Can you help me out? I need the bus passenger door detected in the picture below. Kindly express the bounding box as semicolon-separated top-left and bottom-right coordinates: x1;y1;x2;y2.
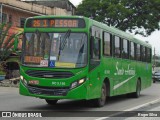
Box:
88;36;102;99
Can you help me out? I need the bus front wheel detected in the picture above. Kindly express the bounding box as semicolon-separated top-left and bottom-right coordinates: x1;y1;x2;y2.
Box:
91;82;107;107
45;99;58;105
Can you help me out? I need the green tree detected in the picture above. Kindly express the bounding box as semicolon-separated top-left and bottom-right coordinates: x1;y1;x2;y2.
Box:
76;0;160;36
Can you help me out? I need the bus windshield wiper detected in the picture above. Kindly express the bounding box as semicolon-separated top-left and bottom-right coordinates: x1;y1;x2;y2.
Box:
61;29;71;50
57;29;71;60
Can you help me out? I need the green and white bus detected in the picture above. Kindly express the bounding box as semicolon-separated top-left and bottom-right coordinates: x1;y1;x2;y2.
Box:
19;16;152;107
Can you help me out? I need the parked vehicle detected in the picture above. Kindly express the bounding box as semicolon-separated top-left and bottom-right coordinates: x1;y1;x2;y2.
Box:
152;72;160;83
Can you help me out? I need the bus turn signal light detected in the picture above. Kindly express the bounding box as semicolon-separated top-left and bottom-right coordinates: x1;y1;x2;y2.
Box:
29;80;39;85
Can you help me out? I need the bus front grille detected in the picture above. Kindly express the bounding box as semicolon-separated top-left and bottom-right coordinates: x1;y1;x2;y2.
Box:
28;85;69;96
26;70;74;79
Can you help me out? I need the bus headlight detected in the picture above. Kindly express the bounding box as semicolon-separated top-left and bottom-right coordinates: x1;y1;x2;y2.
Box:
70;78;86;89
20;75;23;80
20;75;27;85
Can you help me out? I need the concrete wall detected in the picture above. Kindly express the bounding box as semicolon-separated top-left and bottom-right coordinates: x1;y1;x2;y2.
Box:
0;0;72;16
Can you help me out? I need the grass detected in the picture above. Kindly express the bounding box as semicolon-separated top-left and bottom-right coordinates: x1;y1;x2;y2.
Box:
0;70;6;75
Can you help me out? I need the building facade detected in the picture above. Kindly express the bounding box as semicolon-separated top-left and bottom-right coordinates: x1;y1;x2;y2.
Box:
0;0;76;79
0;0;76;49
0;0;75;29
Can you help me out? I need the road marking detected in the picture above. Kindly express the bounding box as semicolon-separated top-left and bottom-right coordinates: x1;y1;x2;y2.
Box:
124;98;160;111
95;98;160;120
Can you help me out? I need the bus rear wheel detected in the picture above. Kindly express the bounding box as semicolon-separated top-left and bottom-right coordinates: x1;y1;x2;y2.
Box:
92;82;107;107
45;99;58;105
130;80;141;98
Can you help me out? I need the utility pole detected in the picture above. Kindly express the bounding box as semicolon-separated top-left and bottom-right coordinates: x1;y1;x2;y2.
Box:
153;47;156;71
0;4;3;24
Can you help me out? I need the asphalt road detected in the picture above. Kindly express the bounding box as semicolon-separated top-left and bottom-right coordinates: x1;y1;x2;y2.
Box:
0;82;160;120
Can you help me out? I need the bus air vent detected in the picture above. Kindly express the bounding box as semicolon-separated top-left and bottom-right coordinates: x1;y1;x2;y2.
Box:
26;70;74;79
28;85;69;96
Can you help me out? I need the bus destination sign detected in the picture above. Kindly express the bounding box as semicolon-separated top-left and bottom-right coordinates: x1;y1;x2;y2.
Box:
26;18;85;28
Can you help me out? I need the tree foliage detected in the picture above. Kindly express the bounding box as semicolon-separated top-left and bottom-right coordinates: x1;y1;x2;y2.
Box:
76;0;160;36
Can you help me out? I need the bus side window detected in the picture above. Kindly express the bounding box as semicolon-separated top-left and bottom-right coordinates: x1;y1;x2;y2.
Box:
147;48;151;63
90;26;101;60
141;45;145;62
91;36;100;60
122;39;129;59
136;44;141;61
103;32;111;56
114;36;121;58
130;42;135;60
145;47;148;62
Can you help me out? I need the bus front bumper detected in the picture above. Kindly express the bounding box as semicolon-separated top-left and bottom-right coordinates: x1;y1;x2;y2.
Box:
19;80;88;100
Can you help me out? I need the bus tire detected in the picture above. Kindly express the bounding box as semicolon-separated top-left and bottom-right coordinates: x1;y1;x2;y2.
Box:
92;82;107;107
132;80;141;98
45;99;58;105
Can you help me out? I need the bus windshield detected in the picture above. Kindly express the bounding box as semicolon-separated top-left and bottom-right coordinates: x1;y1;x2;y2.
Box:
23;32;88;68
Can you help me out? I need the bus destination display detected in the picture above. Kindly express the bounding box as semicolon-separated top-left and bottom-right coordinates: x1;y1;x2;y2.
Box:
26;18;85;28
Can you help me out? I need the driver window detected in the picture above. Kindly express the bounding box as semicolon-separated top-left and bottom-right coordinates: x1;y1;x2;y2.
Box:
92;37;100;60
91;26;101;60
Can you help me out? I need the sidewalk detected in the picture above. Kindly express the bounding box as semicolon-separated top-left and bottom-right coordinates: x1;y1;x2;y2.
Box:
0;79;19;88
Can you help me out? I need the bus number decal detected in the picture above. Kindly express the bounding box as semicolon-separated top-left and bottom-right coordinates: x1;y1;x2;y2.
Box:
105;70;110;74
52;82;66;86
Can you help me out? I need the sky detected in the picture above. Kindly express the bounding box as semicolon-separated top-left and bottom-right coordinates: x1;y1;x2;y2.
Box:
69;0;160;55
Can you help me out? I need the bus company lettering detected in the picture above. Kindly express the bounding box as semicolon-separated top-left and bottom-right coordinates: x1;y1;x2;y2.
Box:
114;62;135;76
